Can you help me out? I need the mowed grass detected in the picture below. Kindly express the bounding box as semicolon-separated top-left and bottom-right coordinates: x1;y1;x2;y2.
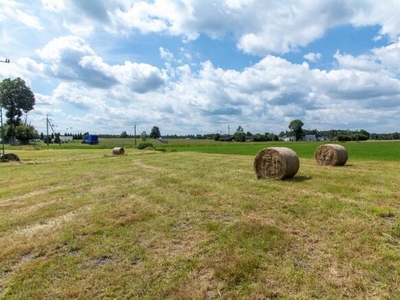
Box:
1;145;400;299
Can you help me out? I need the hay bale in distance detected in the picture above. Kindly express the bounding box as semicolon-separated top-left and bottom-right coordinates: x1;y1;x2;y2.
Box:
314;144;348;166
254;147;300;180
0;153;20;162
112;147;125;155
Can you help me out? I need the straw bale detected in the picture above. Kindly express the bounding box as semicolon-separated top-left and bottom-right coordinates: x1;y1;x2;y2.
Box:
112;147;125;155
254;147;299;180
314;144;348;166
0;153;20;162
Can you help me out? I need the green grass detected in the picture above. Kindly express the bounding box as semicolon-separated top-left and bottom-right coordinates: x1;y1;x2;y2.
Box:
1;142;400;298
157;139;400;161
14;138;400;160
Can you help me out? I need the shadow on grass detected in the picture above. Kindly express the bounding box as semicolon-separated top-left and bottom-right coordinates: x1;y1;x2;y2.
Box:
286;176;312;182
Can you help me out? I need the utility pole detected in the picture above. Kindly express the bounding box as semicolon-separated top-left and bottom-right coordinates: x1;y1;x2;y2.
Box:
45;116;57;145
46;115;49;146
134;122;137;146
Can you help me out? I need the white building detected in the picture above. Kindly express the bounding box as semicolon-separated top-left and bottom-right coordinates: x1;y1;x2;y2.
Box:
60;136;73;143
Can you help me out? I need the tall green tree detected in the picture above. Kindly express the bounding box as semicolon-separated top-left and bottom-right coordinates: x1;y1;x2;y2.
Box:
150;126;161;139
140;131;148;141
0;78;35;144
120;130;129;138
13;124;39;144
214;133;221;141
234;125;245;142
288;119;304;141
358;129;370;141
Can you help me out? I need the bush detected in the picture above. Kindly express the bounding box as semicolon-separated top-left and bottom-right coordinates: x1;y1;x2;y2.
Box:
137;141;154;149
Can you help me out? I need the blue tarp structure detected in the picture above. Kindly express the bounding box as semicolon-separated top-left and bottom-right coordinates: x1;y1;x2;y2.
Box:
83;135;99;144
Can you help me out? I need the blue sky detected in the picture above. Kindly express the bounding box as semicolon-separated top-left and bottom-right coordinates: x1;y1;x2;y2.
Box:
1;0;400;136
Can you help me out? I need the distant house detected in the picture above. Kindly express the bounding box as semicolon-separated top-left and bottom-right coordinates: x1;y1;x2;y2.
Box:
304;135;317;142
60;135;73;143
283;136;295;142
219;135;234;142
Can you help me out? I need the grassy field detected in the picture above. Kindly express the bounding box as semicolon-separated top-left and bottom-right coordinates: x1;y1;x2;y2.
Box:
1;141;400;299
157;139;400;161
24;137;400;161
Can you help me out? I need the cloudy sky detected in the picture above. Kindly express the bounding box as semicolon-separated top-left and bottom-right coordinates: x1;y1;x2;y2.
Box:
1;0;400;136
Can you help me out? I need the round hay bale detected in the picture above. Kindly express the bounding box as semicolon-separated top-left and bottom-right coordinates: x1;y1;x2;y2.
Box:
314;144;348;166
0;153;20;162
254;147;299;180
112;147;125;155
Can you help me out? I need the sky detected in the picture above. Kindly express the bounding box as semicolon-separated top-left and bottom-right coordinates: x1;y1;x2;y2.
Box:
1;0;400;136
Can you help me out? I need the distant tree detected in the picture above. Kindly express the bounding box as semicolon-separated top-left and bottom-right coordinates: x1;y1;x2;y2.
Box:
337;134;351;142
43;136;52;144
54;133;61;144
288;119;304;141
0;77;35;144
358;129;370;141
278;131;285;138
253;133;263;142
12;124;39;144
150;126;161;139
265;132;278;141
140;131;148;141
234;125;245;142
120;130;129;138
214;133;221;141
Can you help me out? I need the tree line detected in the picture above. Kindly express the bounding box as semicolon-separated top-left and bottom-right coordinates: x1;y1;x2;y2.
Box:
210;120;372;142
87;124;399;142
